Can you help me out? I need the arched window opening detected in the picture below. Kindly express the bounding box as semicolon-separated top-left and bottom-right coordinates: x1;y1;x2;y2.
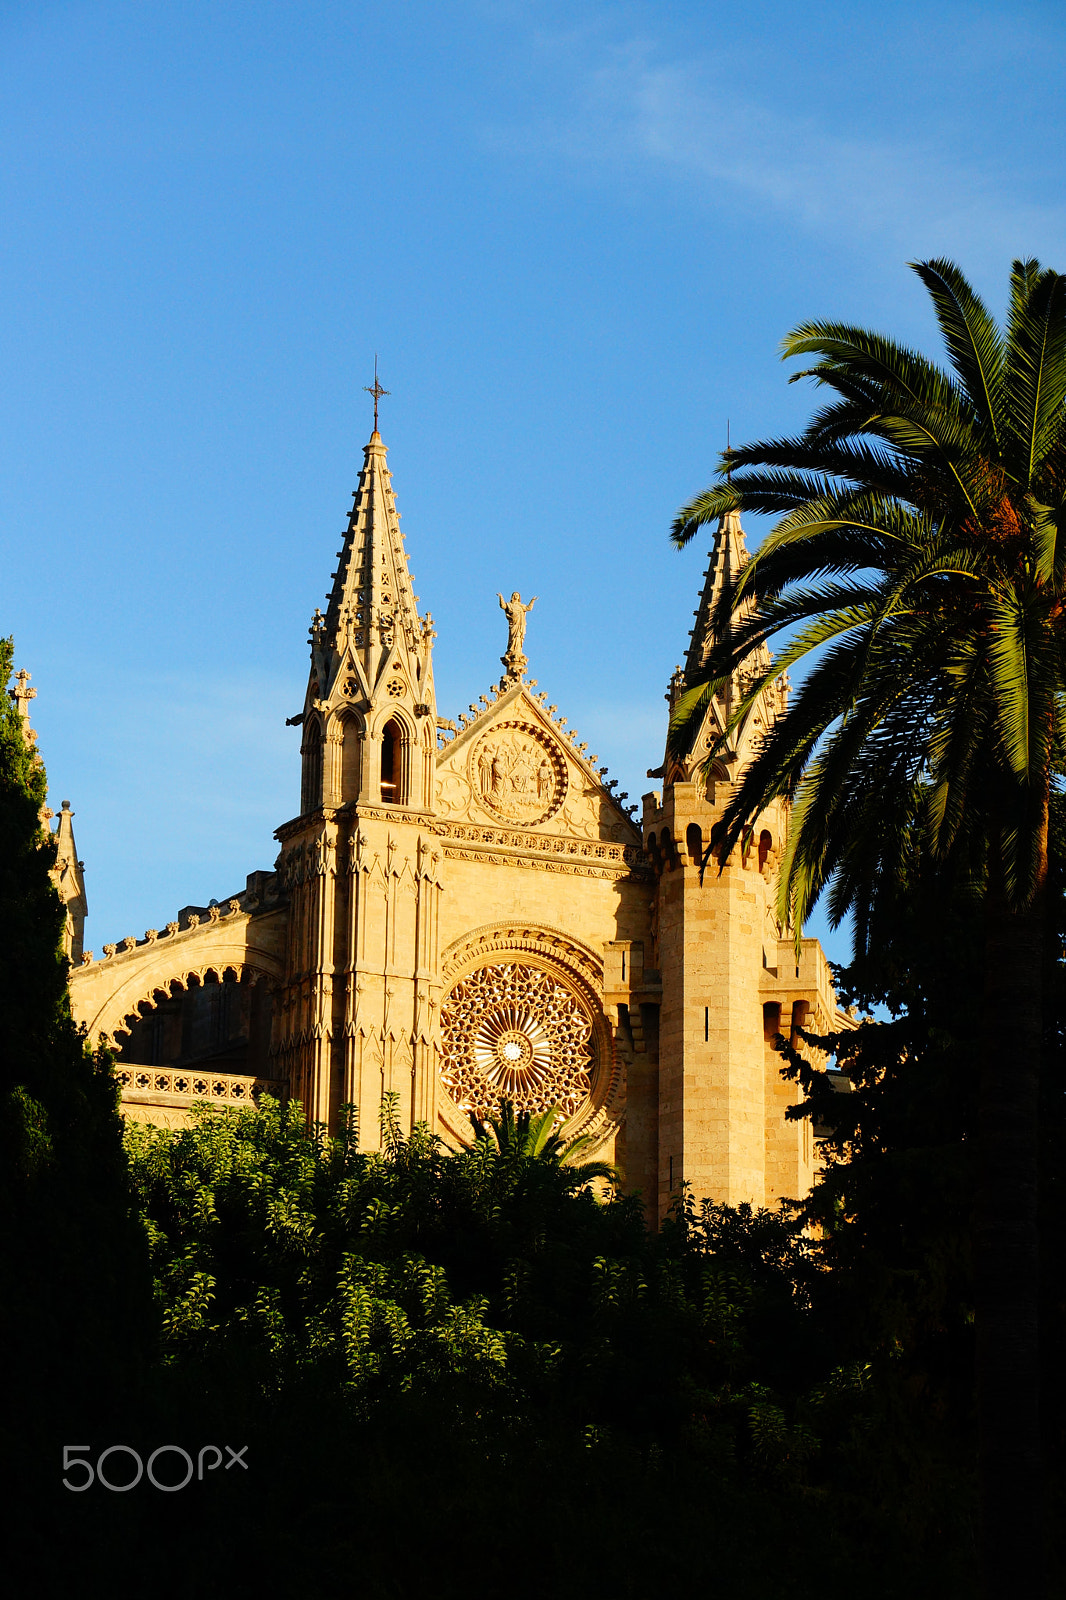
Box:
380;718;407;805
301;722;323;814
340;717;362;803
789;999;809;1049
686;823;703;868
758;829;773;873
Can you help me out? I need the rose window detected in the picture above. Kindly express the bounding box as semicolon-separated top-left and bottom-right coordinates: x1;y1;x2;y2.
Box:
440;961;594;1118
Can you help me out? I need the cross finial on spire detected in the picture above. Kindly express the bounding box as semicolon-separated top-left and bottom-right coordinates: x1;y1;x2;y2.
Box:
10;667;36;720
363;355;389;432
9;667;38;750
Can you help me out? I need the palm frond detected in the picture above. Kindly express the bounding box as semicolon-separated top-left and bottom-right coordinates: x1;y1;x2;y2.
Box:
910;258;1003;442
782;322;961;414
1004;265;1066;489
672;482;742;547
669;257;1066;939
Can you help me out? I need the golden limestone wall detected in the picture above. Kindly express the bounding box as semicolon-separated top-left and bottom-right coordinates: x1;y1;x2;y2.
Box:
426;681;656;1174
431;843;654;1168
760;936;837;1205
272;809;443;1146
643;778;830;1218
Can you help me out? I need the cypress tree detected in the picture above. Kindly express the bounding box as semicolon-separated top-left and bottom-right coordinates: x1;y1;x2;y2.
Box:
0;637;150;1427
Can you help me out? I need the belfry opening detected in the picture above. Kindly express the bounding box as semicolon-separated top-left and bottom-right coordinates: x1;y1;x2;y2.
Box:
380;718;404;804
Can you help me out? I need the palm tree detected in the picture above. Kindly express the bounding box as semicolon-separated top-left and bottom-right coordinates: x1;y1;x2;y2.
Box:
467;1101;619;1190
669;258;1066;1599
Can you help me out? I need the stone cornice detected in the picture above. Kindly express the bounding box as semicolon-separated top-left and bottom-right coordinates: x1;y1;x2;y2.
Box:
428;818;652;878
275;803;436;844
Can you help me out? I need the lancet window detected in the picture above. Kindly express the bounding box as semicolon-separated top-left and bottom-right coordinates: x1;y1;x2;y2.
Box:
380;717;408;806
339;714;362;803
301;719;324;814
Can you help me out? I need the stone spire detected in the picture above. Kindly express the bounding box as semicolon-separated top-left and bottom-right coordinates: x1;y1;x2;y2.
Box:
296;426;437;813
310;429;432;709
684;510;771;690
669;510;785;780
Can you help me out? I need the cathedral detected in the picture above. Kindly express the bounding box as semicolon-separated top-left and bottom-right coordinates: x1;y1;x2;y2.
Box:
61;420;841;1219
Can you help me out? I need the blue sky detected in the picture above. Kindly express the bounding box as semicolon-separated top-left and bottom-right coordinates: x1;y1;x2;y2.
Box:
4;0;1065;962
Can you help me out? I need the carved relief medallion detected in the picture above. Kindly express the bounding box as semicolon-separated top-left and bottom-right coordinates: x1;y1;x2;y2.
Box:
439;961;593;1117
469;721;566;827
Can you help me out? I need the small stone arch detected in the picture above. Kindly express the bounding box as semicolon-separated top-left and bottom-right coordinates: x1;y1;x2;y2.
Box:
370;702;417;742
301;714;324;813
326;709;364;805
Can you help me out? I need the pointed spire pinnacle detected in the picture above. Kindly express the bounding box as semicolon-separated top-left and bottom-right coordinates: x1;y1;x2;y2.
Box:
52;799;87;962
666;508;782;782
684;509;771;689
8;666;38;749
305;423;435;730
363;356;389;434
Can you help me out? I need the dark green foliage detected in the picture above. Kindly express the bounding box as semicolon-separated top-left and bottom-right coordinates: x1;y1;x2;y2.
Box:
69;1090;978;1598
670;260;1066;1595
771;811;1066;1578
0;639;151;1447
785;839;983;1375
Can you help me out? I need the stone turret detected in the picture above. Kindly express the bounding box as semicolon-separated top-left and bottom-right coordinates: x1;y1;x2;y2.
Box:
644;510;827;1215
8;667;88;964
677;508;786;781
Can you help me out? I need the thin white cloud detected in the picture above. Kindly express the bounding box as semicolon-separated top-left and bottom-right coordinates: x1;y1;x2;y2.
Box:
493;32;1066;275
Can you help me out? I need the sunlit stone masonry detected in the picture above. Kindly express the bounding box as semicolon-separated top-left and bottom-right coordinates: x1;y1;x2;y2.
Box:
65;423;845;1218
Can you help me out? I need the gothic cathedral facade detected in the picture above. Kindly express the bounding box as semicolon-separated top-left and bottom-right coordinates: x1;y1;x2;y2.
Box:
67;426;841;1218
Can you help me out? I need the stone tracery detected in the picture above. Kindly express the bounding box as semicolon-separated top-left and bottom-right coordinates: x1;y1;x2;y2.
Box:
439;960;594;1117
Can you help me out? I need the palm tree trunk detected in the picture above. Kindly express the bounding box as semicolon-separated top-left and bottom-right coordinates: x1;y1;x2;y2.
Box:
977;804;1046;1599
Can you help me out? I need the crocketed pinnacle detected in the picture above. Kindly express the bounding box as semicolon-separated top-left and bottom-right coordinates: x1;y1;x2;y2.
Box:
667;509;783;780
684;510;772;690
310;430;434;709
